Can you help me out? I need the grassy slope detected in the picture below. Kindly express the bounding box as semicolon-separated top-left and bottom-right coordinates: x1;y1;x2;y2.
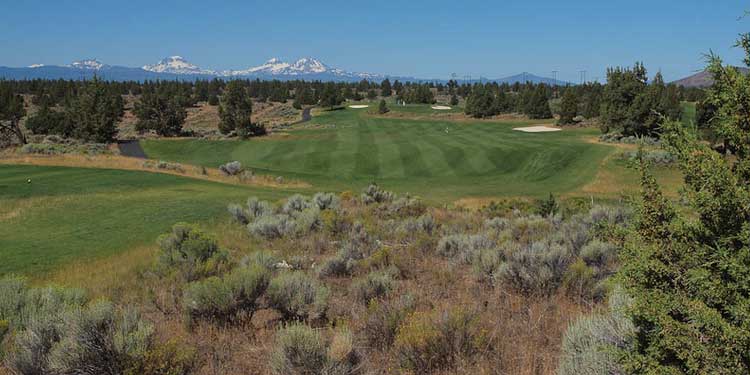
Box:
142;105;614;201
0;165;293;275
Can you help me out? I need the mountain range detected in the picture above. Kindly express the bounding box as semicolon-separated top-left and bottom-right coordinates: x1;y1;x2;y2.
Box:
0;56;569;85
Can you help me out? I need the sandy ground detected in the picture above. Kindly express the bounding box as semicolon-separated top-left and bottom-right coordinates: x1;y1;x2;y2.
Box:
348;105;369;109
431;105;452;110
513;126;562;133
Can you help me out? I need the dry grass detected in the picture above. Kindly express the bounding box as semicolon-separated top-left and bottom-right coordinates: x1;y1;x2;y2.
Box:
0;151;310;189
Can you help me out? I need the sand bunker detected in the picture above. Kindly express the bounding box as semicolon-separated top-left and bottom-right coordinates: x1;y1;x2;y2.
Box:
513;126;562;133
431;105;452;110
348;105;369;109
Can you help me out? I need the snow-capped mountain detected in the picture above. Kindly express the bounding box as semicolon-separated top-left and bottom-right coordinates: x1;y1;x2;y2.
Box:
143;56;216;75
228;57;375;79
70;59;106;70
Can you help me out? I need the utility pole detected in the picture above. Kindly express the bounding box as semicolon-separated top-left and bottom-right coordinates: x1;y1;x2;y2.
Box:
552;70;559;97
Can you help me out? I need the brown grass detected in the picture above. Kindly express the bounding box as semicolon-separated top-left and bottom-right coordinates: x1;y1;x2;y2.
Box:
0;151;310;189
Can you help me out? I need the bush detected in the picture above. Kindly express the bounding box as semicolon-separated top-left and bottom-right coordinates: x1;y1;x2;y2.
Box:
156;223;230;281
471;248;503;284
351;271;395;304
558;290;634;375
313;192;340;211
484;217;509;232
400;214;436;235
219;161;243;176
395;308;485;373
319;223;375;277
494;241;571;295
267;272;330;321
362;295;415;348
182;264;270;325
8;301;153;375
270;324;360;375
248;214;295;239
143;160;185;173
126;339;196;375
361;184;394;205
436;234;494;264
580;240;619;268
282;194;313;214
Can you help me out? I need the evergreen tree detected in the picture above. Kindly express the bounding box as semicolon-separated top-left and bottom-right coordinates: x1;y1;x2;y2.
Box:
367;89;377;100
558;88;579;125
377;99;389;114
526;85;553;119
219;81;264;137
0;85;27;145
65;76;122;143
380;79;392;97
619;37;750;372
450;94;459;106
134;89;187;136
25;101;68;136
600;63;648;134
465;84;495;118
319;83;343;109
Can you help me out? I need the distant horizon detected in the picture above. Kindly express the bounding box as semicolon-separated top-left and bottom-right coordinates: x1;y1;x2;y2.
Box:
2;0;749;82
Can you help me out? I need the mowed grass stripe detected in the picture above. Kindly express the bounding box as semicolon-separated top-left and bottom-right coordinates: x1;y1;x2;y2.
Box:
405;121;479;177
354;119;381;178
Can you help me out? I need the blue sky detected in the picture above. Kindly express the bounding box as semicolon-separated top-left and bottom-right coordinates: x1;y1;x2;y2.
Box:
1;0;748;82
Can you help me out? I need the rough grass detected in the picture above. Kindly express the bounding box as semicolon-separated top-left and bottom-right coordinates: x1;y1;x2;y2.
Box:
142;105;615;201
0;164;296;276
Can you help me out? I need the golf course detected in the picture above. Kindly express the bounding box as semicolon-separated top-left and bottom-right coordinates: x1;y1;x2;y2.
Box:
142;104;614;200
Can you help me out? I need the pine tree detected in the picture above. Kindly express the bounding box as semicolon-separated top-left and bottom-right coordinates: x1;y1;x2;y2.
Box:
558;88;579;125
526;85;552;119
319;83;343;109
450;94;459;106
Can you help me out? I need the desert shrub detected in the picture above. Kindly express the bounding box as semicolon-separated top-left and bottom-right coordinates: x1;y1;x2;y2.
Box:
312;192;340;211
0;276;87;344
535;193;559;217
271;324;325;375
436;234;494;264
558;290;634;375
248;214;295;239
182;264;269;325
494;241;572;295
20;143;66;155
319;223;375;277
283;194;313;214
156;223;230;281
484;217;509;232
471;248;503;284
385;196;427;218
400;214;436;235
267;272;330;321
240;251;279;270
126;339;196;375
361;184;394;205
8;301;153;375
20;142;110;156
246;197;275;219
219;161;243;176
362;294;416;348
142;160;185;173
562;259;599;300
510;215;554;244
270;324;360;375
558;216;592;253
227;204;249;224
351;271;395;304
587;205;630;227
580;240;619;268
395;307;485;373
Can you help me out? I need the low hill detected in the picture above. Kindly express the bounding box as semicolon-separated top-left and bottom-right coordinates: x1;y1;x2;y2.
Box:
672;67;750;88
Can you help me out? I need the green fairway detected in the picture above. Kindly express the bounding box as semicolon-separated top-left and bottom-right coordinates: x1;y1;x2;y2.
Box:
0;164;295;276
142;105;614;201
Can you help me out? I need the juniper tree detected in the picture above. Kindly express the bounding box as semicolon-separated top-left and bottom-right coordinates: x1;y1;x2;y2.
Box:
618;34;750;373
0;85;27;145
558;88;579;125
219;80;264;137
64;76;122;143
381;78;392;97
134;88;187;136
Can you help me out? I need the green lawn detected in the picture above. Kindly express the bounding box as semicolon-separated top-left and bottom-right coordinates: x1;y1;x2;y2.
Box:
0;165;295;275
142;105;614;201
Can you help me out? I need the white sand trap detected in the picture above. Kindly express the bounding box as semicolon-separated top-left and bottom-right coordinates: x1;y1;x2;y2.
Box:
431;105;452;110
348;105;369;109
513;126;562;133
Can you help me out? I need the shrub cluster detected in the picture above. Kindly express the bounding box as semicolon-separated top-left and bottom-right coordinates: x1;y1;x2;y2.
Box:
319;223;376;277
361;184;394;205
229;194;339;240
270;324;360;375
219;161;244;176
394;307;486;373
351;270;395;304
183;264;270;325
266;272;330;321
0;277;154;374
156;223;231;281
620;149;676;166
20;142;110;155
